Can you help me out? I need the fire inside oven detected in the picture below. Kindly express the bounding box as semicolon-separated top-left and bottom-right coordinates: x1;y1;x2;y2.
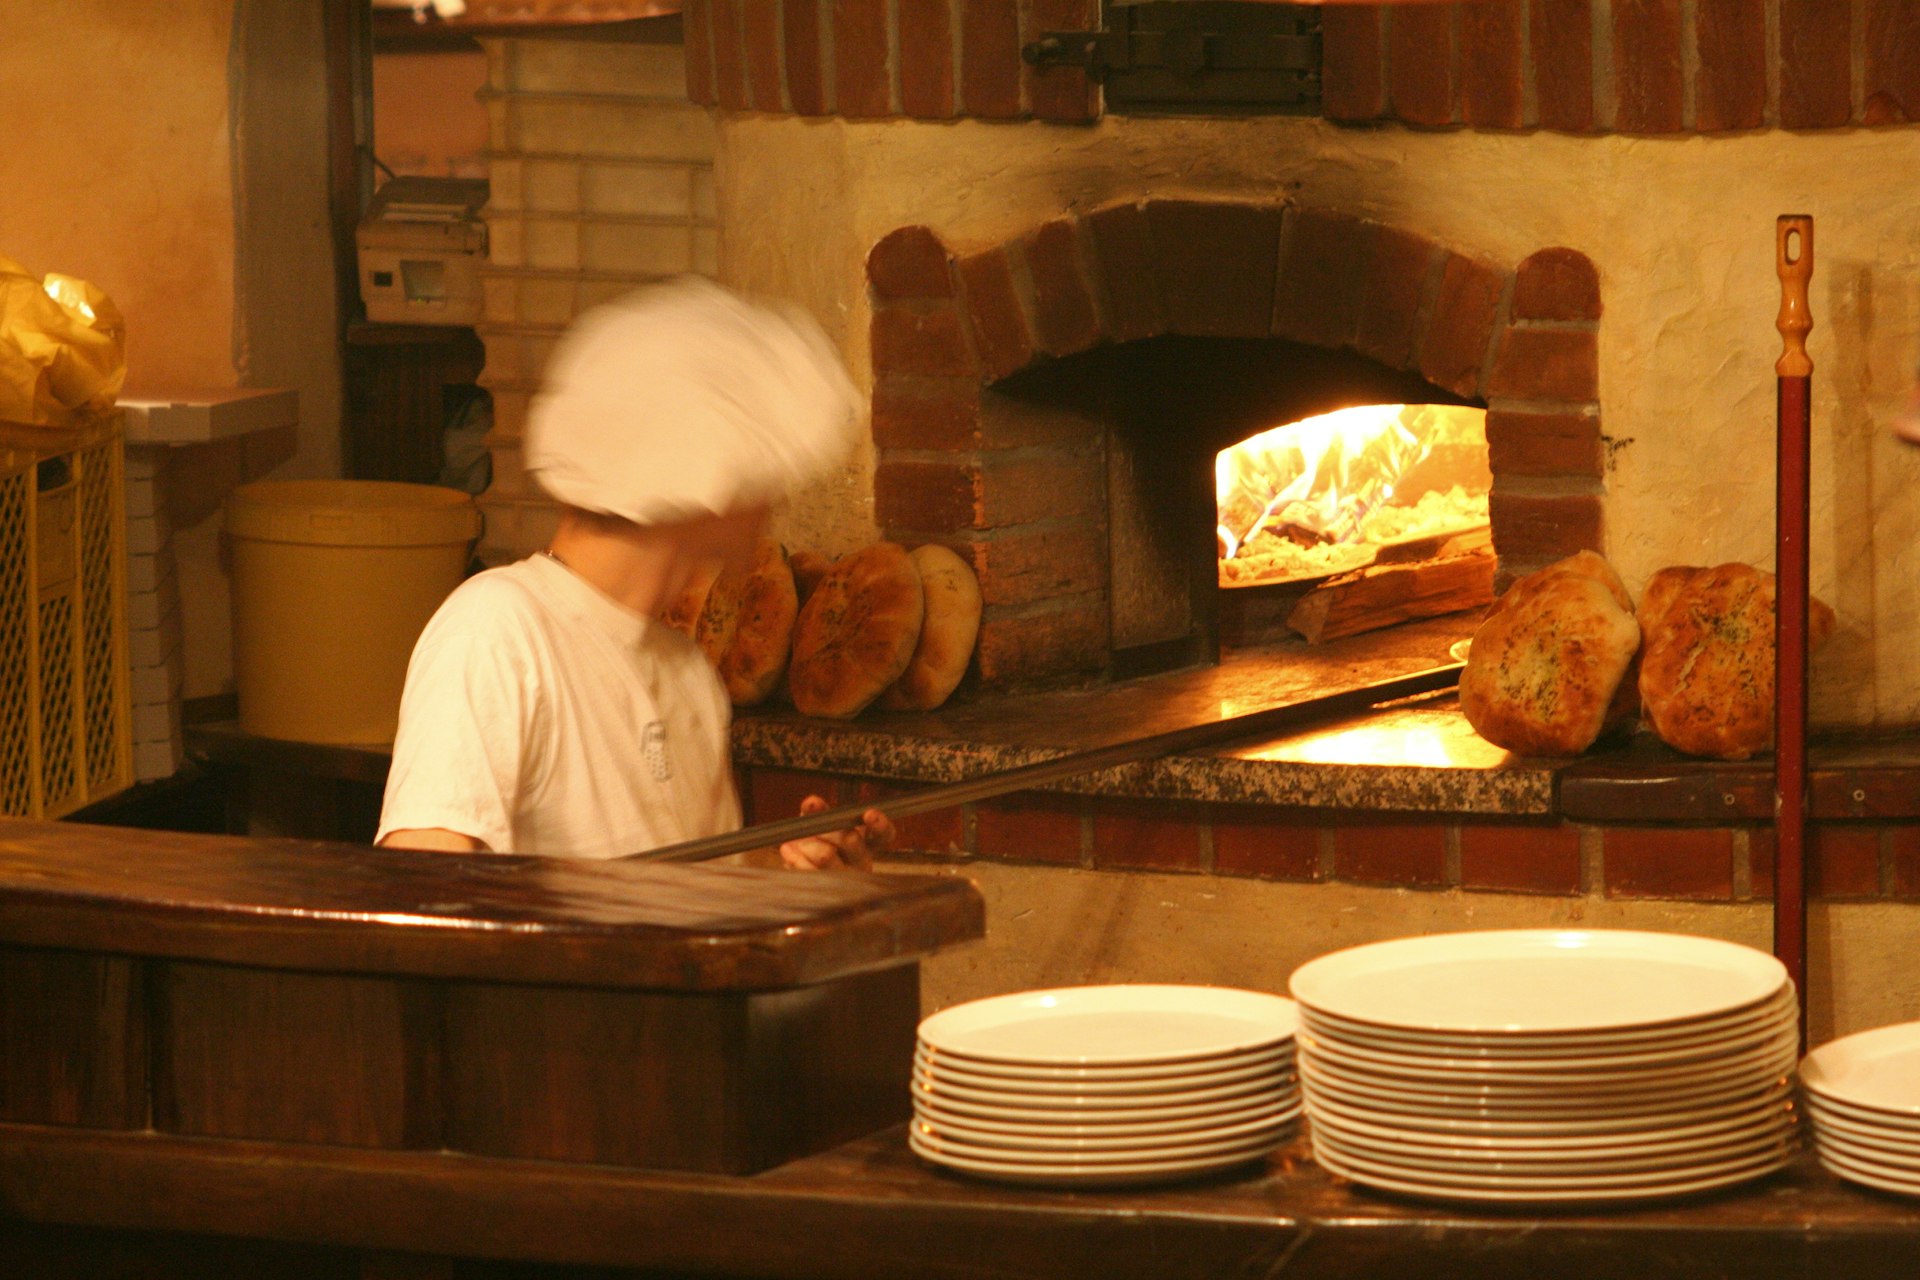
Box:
1217;404;1490;587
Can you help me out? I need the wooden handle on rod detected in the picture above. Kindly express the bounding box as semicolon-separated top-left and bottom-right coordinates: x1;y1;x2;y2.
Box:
1777;215;1814;378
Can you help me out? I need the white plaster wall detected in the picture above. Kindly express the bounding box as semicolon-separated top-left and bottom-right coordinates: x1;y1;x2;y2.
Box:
714;114;1920;729
905;860;1920;1049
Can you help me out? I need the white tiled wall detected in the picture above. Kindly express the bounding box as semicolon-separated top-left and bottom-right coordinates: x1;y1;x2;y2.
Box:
476;37;715;564
124;445;185;780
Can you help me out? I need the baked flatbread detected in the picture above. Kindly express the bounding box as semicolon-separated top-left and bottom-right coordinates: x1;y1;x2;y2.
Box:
788;542;924;718
1637;562;1836;760
717;540;799;706
789;549;832;608
660;560;722;639
1459;551;1642;756
880;544;982;711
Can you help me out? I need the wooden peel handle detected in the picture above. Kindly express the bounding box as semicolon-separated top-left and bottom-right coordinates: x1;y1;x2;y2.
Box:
1777;215;1814;378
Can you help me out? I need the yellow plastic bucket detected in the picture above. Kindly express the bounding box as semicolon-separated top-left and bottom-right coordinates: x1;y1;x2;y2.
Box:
226;480;480;744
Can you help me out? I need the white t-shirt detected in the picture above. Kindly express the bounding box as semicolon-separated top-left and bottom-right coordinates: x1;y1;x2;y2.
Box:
375;553;741;859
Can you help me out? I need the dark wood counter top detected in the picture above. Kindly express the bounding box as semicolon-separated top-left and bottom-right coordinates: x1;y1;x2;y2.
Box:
0;818;982;990
6;1123;1919;1279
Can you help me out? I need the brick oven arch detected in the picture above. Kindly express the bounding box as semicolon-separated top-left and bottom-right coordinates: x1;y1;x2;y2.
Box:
866;201;1602;687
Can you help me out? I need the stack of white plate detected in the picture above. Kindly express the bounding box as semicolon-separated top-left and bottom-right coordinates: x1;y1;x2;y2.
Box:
1802;1022;1920;1196
1290;930;1801;1205
909;984;1301;1187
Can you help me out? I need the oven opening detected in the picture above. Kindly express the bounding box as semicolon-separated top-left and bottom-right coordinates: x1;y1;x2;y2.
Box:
1216;403;1491;590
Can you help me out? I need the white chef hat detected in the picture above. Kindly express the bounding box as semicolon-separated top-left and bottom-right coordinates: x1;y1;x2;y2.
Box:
524;276;859;524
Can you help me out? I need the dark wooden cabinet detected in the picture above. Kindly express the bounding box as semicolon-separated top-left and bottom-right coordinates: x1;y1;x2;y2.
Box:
342;322;484;485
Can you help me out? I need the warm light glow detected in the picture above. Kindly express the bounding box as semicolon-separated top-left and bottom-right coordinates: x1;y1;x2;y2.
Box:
1215;403;1490;587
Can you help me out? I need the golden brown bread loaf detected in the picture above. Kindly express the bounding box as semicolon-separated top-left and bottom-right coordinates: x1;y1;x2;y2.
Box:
1636;562;1836;760
789;549;832;608
787;542;925;718
715;540;799;706
1459;551;1642;756
879;544;982;711
660;560;722;640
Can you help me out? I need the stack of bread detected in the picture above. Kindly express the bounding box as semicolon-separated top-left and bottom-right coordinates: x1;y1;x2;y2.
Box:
1460;552;1834;760
662;540;982;718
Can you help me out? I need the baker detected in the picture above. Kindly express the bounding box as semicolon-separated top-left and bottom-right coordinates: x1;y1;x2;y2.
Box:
376;277;892;869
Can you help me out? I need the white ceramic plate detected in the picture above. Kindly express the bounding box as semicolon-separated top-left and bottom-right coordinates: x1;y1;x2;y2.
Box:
913;1122;1289;1166
1310;1130;1794;1190
1297;982;1794;1053
1298;1062;1794;1120
914;1066;1291;1110
1301;1000;1797;1072
1799;1087;1920;1132
1298;1035;1797;1091
1310;1119;1795;1175
913;1052;1291;1096
908;1130;1273;1188
1804;1097;1920;1144
918;985;1299;1066
1800;1021;1920;1114
916;1040;1293;1082
1307;1097;1795;1155
1811;1128;1920;1172
1313;1142;1791;1205
911;1081;1295;1126
1814;1146;1920;1197
914;1095;1298;1140
1301;1080;1795;1138
915;1106;1300;1154
1298;1038;1797;1098
1290;930;1786;1035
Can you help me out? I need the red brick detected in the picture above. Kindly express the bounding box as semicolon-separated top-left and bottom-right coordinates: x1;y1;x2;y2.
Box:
784;0;828;115
1144;200;1285;339
1489;490;1603;560
1513;248;1601;322
1695;0;1766;132
975;793;1084;865
1812;826;1885;898
1092;801;1205;873
1749;828;1774;900
957;247;1036;380
1531;0;1594;131
849;780;968;857
976;386;1104;449
1387;7;1457;126
1459;823;1583;894
960;0;1023;119
1780;0;1854;129
1612;0;1684;133
1083;201;1169;344
745;767;845;825
1866;0;1920;124
1272;207;1370;349
710;0;749;112
955;524;1105;607
1460;0;1525;129
1321;9;1386;121
1025;0;1099;122
834;0;892;117
1417;252;1506;399
1603;827;1735;900
1485;408;1603;479
871;303;975;377
868;226;955;302
741;0;786;112
1211;807;1322;881
1354;223;1438;371
875;458;979;534
1486;327;1599;402
973;599;1109;685
683;0;715;106
1334;821;1448;888
1888;825;1920;896
871;378;980;451
900;0;956;118
1023;218;1101;357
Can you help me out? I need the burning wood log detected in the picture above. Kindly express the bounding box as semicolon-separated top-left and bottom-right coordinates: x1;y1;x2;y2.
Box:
1286;537;1495;644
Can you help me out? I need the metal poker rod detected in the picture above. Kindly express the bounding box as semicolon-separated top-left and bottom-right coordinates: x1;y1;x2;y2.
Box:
626;662;1465;864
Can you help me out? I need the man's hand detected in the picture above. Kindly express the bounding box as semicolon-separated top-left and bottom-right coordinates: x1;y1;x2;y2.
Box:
778;795;895;872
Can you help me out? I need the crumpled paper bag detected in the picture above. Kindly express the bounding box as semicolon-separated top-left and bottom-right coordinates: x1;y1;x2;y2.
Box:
0;254;126;427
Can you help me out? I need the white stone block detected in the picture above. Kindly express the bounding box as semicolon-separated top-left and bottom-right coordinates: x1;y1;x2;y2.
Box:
508;40;687;99
583;162;693;219
525;218;582;272
691;167;716;221
124;476;159;519
525;159;583;213
134;736;184;783
129;656;183;707
132;697;182;746
124;511;171;556
511;99;715;163
581;222;693;275
128;610;182;669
